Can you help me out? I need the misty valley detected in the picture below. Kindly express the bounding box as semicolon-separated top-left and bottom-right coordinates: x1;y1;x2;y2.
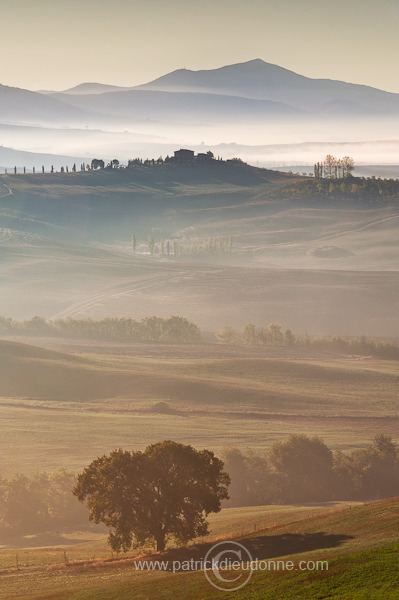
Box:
0;58;398;600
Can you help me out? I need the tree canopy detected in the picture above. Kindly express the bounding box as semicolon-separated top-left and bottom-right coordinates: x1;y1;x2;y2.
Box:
314;155;355;179
223;434;399;507
73;441;230;552
90;158;105;170
268;434;333;503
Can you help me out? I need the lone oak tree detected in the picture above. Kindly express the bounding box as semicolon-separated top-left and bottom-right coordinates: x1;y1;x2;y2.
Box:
73;441;230;552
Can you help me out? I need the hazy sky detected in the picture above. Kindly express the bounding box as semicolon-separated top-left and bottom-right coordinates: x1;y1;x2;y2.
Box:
2;0;398;92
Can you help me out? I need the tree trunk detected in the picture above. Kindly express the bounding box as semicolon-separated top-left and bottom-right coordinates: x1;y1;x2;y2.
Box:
155;533;165;552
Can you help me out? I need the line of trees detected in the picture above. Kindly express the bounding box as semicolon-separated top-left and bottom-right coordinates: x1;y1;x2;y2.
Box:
279;175;399;202
222;434;399;506
132;234;233;256
128;157;164;167
215;322;399;359
314;155;355;179
3;164;81;175
91;158;119;170
216;322;294;346
0;315;201;343
1;435;397;541
2;160;122;176
1;315;398;357
0;443;230;549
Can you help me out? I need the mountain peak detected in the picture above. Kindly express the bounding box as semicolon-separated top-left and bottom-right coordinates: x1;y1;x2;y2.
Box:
131;59;397;112
61;82;127;95
135;59;307;99
239;58;266;65
219;58;305;77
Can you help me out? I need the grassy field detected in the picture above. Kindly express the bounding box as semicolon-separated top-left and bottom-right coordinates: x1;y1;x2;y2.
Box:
1;167;398;337
1;168;397;272
0;501;358;560
0;338;397;474
0;167;292;244
2;245;398;336
0;499;397;600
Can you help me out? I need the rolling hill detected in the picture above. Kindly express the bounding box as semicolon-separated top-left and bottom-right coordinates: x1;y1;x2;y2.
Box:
49;88;304;122
0;498;398;599
61;82;130;95
1;242;397;335
0;166;398;335
0;83;100;126
0;337;397;474
0;164;292;241
1;339;397;412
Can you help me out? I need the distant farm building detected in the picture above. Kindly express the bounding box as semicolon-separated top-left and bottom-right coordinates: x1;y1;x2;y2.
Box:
173;149;195;162
166;149;215;165
197;152;214;163
127;149;219;168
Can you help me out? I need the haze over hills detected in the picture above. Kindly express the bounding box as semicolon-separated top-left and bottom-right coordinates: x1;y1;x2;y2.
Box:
1;165;398;265
0;123;167;169
1;59;397;165
1;138;398;175
0;59;398;338
0;83;100;126
1;225;397;336
60;82;130;95
0;146;89;171
39;83;131;95
49;89;304;122
0;165;398;336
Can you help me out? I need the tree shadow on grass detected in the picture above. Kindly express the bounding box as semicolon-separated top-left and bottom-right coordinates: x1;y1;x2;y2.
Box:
150;531;354;568
243;531;354;559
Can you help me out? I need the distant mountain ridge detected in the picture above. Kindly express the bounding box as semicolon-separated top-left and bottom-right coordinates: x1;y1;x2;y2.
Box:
0;59;399;154
49;89;305;122
51;59;399;114
62;82;130;95
133;59;398;112
0;83;95;124
0;59;397;135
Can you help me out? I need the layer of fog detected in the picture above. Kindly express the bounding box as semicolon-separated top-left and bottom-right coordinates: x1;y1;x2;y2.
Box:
0;116;398;171
0;237;397;338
